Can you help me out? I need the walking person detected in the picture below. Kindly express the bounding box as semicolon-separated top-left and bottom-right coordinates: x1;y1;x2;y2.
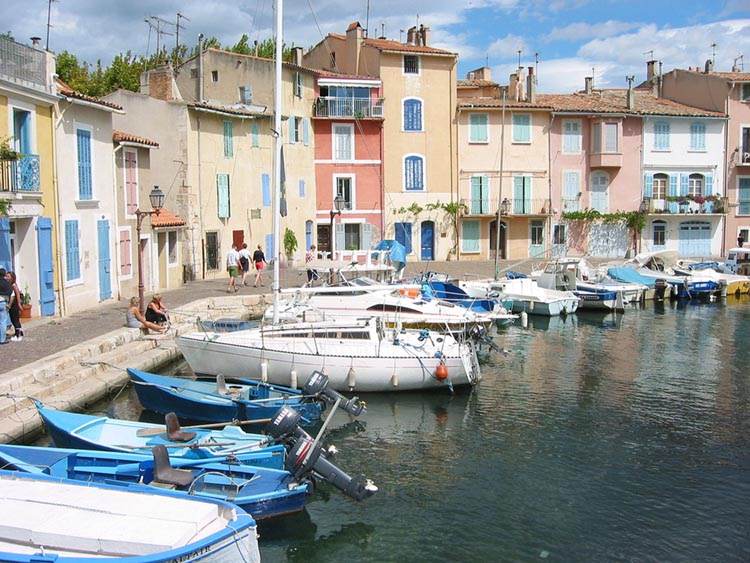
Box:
6;271;23;341
239;243;252;286
305;244;319;286
738;233;745;248
252;244;268;287
226;243;240;293
126;297;168;333
0;268;13;345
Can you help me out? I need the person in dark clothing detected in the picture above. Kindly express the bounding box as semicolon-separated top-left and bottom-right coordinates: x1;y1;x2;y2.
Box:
6;271;23;341
252;245;268;287
738;233;745;248
0;268;12;345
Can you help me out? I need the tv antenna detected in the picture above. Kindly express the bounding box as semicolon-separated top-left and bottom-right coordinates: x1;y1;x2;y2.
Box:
176;12;190;52
643;49;654;60
710;42;717;65
733;54;744;71
145;16;174;60
45;0;57;51
517;49;522;69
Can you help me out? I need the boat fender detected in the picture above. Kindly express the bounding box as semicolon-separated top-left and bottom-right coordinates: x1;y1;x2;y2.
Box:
261;361;268;382
435;361;449;381
290;370;298;389
391;371;399;387
347;367;356;389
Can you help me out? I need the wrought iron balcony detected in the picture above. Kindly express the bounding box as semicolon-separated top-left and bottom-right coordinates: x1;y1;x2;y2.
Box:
0;155;41;193
314;96;385;119
642;196;728;215
460;197;552;216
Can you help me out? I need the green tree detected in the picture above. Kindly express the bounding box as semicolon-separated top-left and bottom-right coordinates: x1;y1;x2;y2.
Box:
56;51;92;92
104;51;145;93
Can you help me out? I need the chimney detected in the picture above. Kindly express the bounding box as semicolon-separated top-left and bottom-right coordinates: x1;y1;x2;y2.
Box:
627;85;635;110
420;24;431;46
147;62;176;101
646;60;657;80
346;22;364;74
407;26;417;45
292;46;304;66
508;72;519;100
704;59;713;73
30;36;42;49
584;76;593;94
527;66;536;103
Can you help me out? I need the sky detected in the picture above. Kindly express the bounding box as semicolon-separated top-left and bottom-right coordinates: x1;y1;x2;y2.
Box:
2;0;750;94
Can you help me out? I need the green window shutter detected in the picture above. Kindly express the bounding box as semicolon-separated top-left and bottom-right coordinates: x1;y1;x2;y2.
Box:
217;174;230;218
223;120;233;158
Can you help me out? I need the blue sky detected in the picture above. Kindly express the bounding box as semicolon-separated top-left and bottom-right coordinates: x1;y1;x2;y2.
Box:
2;0;749;94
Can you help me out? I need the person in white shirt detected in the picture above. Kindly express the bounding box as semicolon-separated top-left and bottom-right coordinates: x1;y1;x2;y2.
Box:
226;243;240;293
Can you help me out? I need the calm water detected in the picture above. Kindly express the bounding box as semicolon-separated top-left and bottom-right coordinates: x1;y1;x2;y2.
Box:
94;298;750;562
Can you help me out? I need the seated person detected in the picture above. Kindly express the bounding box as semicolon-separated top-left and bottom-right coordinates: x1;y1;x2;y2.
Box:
127;297;167;333
145;293;169;325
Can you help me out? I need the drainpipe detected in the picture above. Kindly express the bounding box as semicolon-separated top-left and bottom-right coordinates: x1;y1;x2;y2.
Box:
51;103;66;317
196;114;205;279
723;83;735;257
112;144;124;300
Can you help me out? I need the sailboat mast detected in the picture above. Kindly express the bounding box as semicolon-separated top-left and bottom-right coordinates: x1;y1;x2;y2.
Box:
272;0;283;324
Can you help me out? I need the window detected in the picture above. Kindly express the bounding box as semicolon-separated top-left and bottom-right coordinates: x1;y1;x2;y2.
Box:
688;173;704;198
653;221;667;247
563;171;580;211
654;121;670;150
299;179;306;198
123;149;138;215
403;55;419;74
333;124;353;160
553;224;567;245
742;83;750;102
690;122;706;151
592;122;619;153
251;123;259;147
205;231;220;270
239;85;253;104
470;176;490;214
119;228;131;277
217;174;230;218
590;172;609;212
562;120;581;153
294;72;303;98
740;178;750;215
262;173;271;207
461;220;480;253
653;173;668;200
530;220;544;246
223;120;233;158
404;155;425;191
335;176;354;210
65;219;80;282
404;99;423;131
512;114;531;143
211;70;218;82
469;113;489;143
190;68;198;79
742;126;750;163
168;231;178;264
76;128;93;200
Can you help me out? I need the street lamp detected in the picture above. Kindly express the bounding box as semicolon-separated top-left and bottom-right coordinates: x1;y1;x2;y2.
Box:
329;195;345;260
135;186;165;313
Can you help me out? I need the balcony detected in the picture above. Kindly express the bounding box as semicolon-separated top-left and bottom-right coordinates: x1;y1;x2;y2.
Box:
461;197;551;216
643;196;728;215
738;149;750;166
0;155;41;193
0;36;54;94
314;96;385;119
589;152;622;168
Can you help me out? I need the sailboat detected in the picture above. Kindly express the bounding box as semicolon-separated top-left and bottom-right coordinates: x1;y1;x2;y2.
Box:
176;0;482;393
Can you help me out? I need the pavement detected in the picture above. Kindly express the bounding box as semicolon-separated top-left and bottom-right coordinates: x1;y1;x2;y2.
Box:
0;259;529;444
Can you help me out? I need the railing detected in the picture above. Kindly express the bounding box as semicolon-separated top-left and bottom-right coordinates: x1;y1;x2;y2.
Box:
646;197;728;215
0;155;41;193
461;197;552;216
314;97;385;118
0;36;48;88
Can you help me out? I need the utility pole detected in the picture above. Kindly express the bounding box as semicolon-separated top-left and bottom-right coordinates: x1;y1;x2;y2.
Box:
45;0;57;51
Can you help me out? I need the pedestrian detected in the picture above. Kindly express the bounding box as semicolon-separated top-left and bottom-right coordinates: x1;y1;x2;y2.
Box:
226;243;240;293
0;268;13;345
6;271;23;341
305;244;319;286
145;293;169;327
252;244;268;287
738;233;745;248
126;297;167;333
239;243;252;286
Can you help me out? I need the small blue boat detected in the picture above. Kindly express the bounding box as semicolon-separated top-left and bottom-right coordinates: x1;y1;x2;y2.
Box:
36;403;286;469
0;468;261;562
0;443;309;521
128;368;324;425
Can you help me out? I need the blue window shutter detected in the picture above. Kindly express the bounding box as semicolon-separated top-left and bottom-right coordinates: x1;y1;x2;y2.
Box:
262;173;271;206
303;118;310;146
405;156;424;190
299;179;305;198
395;222;413;254
77;129;92;200
690;122;706;150
513;114;530;143
668;174;678;197
470;114;488;142
680;174;689;196
217;174;230;218
289;117;297;143
404;99;422;131
462;220;480;252
654;122;670;150
705;174;713;196
223;120;233;157
65;220;80;280
644;173;654;198
265;233;274;260
0;218;11;271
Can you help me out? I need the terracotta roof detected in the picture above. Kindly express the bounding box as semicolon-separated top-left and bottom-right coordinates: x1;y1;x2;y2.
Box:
113;130;159;147
56;78;123;111
326;33;456;56
709;71;750;81
188;100;266;117
458;97;553;110
458;79;499;88
151;209;186;228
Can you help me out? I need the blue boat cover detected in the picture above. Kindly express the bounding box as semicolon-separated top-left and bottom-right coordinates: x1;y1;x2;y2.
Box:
505;271;528;279
607;266;656;288
373;240;407;272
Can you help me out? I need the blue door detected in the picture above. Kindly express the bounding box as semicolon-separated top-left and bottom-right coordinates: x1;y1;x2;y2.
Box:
679;221;711;257
0;218;10;271
395;222;412;255
35;217;56;316
420;221;434;260
97;219;112;301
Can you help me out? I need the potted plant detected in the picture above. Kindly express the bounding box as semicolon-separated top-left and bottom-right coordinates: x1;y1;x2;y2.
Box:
20;286;32;318
0;137;19;161
283;228;298;267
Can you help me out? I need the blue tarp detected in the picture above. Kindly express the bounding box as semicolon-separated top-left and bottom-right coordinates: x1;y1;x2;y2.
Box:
373;240;407;272
607;266;656;288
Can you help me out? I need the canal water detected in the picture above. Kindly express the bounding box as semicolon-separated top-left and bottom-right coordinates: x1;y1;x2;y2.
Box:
90;297;750;562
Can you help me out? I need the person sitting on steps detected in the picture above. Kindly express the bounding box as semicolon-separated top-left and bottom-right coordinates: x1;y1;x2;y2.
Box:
145;293;170;327
126;297;168;334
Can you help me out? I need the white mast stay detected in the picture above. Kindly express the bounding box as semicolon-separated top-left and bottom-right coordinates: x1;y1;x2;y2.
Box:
272;0;283;324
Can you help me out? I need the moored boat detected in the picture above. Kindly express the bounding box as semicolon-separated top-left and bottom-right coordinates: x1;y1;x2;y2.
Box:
460;276;580;317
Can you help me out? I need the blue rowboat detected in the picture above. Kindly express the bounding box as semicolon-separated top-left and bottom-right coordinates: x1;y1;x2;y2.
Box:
0;468;261;562
127;368;324;425
0;443;309;521
36;403;286;469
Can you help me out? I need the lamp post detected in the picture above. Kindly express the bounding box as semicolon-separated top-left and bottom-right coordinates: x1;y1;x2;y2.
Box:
493;197;511;280
135;186;165;313
329;195;344;260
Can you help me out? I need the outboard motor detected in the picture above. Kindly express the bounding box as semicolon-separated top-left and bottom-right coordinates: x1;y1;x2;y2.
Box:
468;324;506;355
654;279;668;302
266;406;377;502
303;371;366;417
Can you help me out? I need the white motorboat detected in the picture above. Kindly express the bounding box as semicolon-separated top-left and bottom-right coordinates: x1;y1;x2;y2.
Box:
177;317;481;393
675;256;750;295
532;258;627;311
622;250;721;299
460;276;580;317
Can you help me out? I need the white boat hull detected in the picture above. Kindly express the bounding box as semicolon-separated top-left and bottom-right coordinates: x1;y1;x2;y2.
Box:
177;321;480;392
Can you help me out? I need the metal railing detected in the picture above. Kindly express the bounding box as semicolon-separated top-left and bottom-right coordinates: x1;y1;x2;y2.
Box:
460;197;552;216
0;155;41;192
314;97;385;118
0;36;48;88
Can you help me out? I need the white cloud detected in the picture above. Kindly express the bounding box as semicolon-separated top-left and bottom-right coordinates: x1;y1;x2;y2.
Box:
546;20;643;42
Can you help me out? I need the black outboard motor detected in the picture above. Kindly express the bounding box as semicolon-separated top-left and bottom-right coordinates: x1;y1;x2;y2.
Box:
303;371;366;417
468;324;506;355
266;406;377;502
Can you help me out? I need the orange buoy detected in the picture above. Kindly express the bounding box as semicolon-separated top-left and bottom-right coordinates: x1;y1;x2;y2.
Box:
435;361;448;381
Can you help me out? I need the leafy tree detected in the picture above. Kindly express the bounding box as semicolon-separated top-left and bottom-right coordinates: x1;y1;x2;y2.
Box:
104;51;145;93
56;51;92;92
